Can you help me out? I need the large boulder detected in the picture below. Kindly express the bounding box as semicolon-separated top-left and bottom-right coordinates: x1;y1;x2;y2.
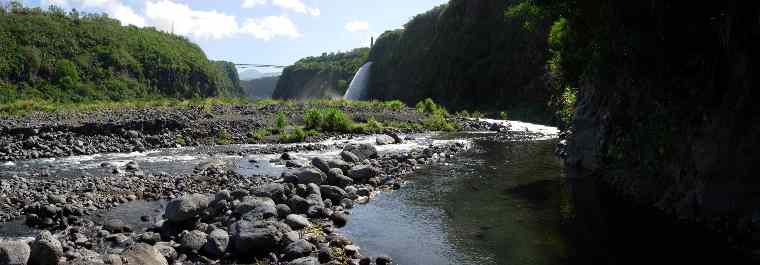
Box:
29;231;63;265
283;168;326;185
283;239;316;261
229;219;291;257
234;196;277;219
178;230;208;253
319;186;348;203
121;243;169;265
164;194;209;223
375;135;395;145
347;165;381;183
342;144;377;160
284;214;311;229
0;240;30;265
203;229;229;258
252;183;287;203
311;158;350;174
340;151;361;163
326;168;354;188
288;256;319;265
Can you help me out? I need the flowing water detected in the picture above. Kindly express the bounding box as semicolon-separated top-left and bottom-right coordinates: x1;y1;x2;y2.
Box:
344;62;373;100
0;120;573;265
340;134;567;265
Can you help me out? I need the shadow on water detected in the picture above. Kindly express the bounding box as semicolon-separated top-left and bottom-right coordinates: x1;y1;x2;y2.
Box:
340;136;568;265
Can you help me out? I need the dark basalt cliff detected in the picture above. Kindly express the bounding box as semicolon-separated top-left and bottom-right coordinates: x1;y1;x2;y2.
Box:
563;0;760;259
367;0;555;120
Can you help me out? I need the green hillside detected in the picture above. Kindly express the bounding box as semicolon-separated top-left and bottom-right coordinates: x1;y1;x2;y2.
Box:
272;48;369;99
0;3;241;104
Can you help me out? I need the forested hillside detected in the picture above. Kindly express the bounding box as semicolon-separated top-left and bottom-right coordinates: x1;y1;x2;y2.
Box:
367;0;561;122
0;3;241;104
272;48;368;100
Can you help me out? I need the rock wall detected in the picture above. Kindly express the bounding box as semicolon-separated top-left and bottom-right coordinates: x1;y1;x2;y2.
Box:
565;0;760;247
367;0;554;119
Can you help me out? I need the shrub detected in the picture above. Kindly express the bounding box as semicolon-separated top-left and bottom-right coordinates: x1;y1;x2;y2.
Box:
175;134;187;146
248;128;270;142
383;100;406;110
415;98;440;114
303;108;354;133
423;112;456;131
216;129;233;145
275;112;287;132
279;127;306;143
559;86;576;124
500;111;509;120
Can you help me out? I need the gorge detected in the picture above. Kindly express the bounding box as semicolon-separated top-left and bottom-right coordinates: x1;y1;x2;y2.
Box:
0;0;758;265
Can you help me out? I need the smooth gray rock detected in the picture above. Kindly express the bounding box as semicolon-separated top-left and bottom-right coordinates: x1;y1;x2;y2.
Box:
0;240;30;265
289;167;326;185
375;135;395;145
203;229;229;258
287;195;311;214
252;183;286;203
164;194;209;223
121;243;168;265
319;185;347;202
340;151;361;163
29;230;63;265
331;212;349;228
234;196;276;219
288;256;319;265
178;230;207;252
343;144;377;160
283;239;316;261
153;242;177;262
326;168;353;188
284;214;310;229
276;204;292;218
230;219;291;256
347;165;380;182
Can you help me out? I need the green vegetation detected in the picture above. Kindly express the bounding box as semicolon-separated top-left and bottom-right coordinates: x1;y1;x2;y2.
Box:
248;128;271;142
0;96;249;116
414;98;456;131
499;111;509;120
279;127;307;143
0;3;241;105
275;112;287;133
175;134;187;146
383;100;406;110
304;108;353;133
366;0;560;123
215;129;233;145
273;48;369;99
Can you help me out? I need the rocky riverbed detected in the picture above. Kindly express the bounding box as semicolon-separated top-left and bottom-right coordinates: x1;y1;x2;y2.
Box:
0;103;555;265
0;133;472;264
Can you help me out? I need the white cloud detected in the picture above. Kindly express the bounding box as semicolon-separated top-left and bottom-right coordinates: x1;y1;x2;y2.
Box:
272;0;320;16
145;0;239;39
42;0;145;26
41;0;303;41
241;0;266;8
345;20;369;32
241;16;301;40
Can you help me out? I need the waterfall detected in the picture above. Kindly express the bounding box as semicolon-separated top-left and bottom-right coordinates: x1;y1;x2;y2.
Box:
343;62;373;100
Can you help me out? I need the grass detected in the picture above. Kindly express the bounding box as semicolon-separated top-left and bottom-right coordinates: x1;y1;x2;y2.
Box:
0;97;251;116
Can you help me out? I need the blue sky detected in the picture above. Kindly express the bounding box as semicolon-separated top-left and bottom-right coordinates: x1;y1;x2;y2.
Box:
17;0;447;73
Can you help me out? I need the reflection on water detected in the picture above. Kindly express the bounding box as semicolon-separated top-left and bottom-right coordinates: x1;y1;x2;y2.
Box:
341;136;566;265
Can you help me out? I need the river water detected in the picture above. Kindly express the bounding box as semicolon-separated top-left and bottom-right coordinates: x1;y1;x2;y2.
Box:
1;120;572;264
341;134;566;265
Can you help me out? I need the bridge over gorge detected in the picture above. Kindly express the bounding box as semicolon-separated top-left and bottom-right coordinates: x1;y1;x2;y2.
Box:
235;63;288;69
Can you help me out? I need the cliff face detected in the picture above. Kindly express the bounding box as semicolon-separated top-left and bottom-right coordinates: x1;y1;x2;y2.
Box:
565;0;759;243
242;76;279;99
272;68;345;99
367;0;555;120
272;48;369;100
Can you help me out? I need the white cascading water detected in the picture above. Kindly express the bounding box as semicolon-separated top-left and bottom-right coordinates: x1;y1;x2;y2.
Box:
343;62;373;100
